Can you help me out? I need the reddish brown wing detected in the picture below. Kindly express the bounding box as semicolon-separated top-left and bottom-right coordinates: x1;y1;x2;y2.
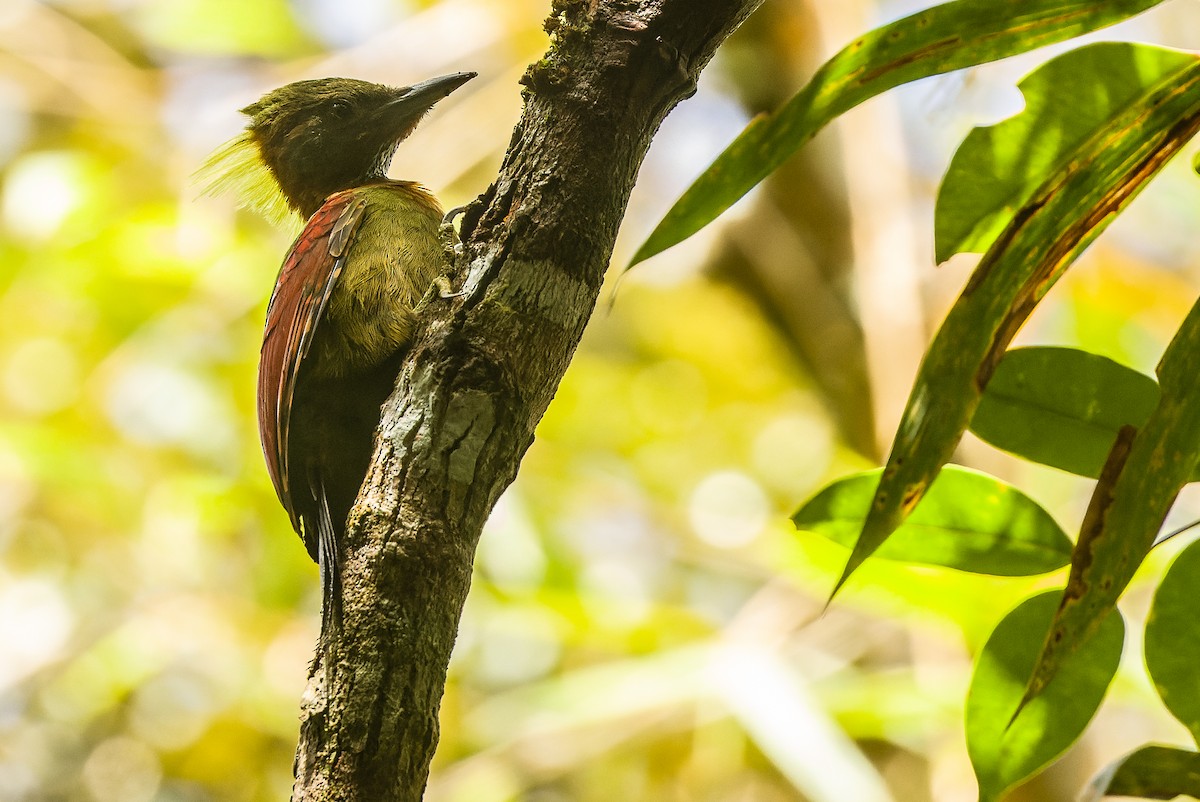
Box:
258;190;368;531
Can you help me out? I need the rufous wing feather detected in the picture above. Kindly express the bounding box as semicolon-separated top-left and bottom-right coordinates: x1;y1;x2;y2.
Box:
258;190;368;531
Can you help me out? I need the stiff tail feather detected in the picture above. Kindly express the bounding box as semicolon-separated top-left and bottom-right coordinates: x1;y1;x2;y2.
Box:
313;474;343;639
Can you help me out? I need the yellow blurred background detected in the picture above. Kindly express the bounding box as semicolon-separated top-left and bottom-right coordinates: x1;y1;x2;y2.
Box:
2;0;1199;800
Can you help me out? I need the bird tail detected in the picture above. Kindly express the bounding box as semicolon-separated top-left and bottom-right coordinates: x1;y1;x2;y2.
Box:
313;474;343;644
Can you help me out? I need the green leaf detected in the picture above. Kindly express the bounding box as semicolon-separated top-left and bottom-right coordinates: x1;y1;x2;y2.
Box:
628;0;1167;268
966;591;1123;802
793;466;1070;576
970;346;1161;479
1146;539;1200;746
1083;745;1200;800
833;44;1200;598
1022;297;1200;710
935;44;1198;262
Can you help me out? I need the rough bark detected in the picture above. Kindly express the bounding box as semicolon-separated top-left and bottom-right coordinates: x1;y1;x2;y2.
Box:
291;1;764;799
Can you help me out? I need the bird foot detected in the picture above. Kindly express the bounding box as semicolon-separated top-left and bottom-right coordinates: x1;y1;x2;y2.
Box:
439;205;469;261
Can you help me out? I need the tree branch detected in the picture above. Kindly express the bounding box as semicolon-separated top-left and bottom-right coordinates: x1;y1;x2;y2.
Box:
291;1;763;799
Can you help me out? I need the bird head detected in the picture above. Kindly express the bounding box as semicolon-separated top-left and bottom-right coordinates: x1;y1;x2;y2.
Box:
200;72;476;222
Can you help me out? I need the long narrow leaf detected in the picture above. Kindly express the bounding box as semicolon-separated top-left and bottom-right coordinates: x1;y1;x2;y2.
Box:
628;0;1166;268
1020;297;1200;709
833;44;1200;597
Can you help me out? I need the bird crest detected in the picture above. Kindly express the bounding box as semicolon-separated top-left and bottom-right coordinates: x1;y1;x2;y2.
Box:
195;131;294;227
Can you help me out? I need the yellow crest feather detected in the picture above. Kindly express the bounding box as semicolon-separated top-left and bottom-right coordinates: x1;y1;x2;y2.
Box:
195;132;295;226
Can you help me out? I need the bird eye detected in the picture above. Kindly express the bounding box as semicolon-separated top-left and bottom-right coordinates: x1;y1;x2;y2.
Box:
328;100;352;120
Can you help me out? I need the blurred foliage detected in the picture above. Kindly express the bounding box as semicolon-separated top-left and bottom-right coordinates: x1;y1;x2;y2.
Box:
0;1;1199;802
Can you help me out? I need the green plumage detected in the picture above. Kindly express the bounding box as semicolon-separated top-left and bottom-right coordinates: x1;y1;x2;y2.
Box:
306;183;444;380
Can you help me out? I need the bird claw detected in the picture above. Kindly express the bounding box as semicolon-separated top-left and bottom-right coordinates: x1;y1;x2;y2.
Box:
415;275;463;314
441;205;468;228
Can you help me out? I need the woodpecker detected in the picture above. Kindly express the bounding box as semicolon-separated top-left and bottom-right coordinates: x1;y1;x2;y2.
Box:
200;72;476;619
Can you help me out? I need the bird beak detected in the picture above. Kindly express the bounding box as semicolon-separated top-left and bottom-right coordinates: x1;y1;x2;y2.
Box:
399;72;477;105
379;72;477;126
